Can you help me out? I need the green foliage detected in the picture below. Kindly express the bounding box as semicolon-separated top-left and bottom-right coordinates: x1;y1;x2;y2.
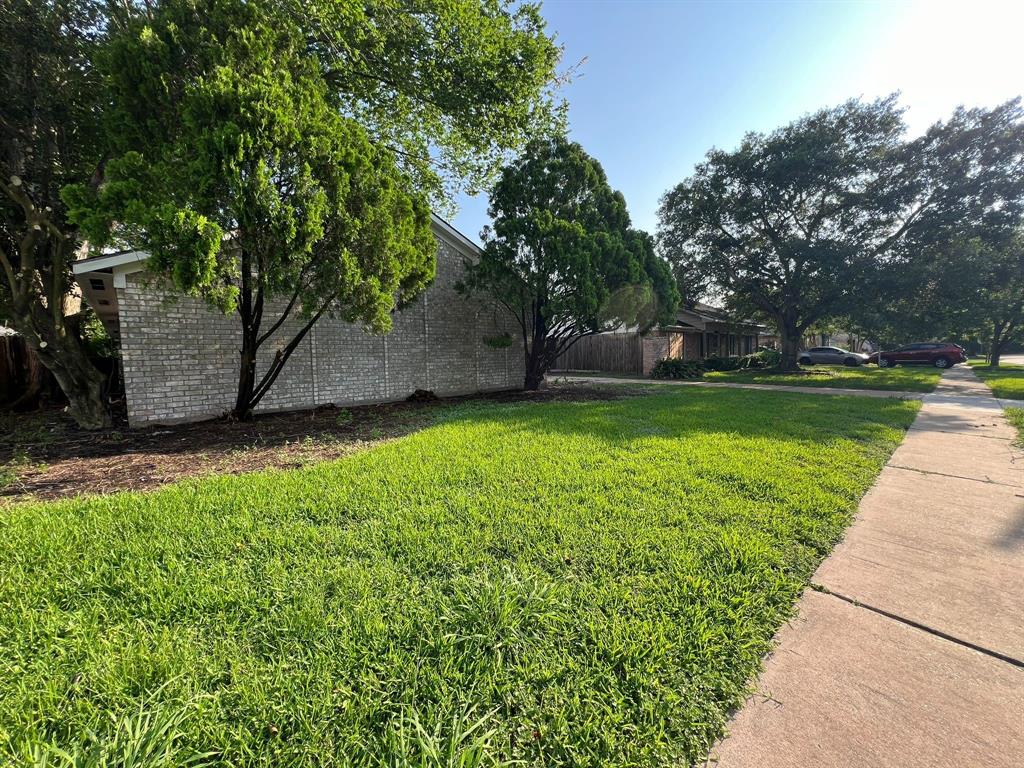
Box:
300;0;566;204
1002;407;1024;446
742;348;781;369
0;388;917;765
26;698;212;768
481;332;514;349
848;231;1024;354
0;0;134;428
659;97;1024;369
646;344;781;381
71;0;437;322
80;308;117;360
463;136;679;388
66;0;438;416
649;358;704;379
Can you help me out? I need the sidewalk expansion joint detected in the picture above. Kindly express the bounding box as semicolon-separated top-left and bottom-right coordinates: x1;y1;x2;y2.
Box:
888;464;1022;488
810;584;1024;670
907;426;1013;441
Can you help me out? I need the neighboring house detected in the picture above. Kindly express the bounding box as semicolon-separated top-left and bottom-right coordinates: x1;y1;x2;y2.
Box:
73;215;524;426
673;302;765;361
553;302;765;376
759;328;876;353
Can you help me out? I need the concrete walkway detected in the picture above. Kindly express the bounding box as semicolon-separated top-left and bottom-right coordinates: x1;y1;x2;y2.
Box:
709;365;1024;767
553;373;923;400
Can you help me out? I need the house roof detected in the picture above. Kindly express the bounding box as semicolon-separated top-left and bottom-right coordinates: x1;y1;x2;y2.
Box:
675;302;766;333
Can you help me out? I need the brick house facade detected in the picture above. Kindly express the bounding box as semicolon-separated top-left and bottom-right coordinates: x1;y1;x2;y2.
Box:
552;303;764;376
74;216;524;426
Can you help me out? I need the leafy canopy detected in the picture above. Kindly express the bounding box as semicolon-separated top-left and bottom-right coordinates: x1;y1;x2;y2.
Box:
464;137;678;386
295;0;565;205
0;0;141;428
658;97;1024;365
851;232;1024;357
69;0;435;323
658;98;910;343
65;0;441;416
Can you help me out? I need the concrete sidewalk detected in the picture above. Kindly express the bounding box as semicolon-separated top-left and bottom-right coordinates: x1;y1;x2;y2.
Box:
553;373;923;400
710;366;1024;767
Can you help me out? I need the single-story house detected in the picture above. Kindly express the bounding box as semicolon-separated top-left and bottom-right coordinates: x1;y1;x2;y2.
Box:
553;302;765;376
73;215;525;426
672;302;765;361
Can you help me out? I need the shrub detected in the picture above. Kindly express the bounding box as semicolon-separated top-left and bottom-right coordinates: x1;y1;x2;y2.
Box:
738;349;781;369
482;333;514;349
650;358;705;379
701;355;743;372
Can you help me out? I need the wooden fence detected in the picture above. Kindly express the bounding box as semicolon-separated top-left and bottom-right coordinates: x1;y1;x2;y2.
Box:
553;333;644;375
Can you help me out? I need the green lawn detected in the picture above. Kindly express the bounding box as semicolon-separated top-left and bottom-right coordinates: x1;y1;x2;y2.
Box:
0;389;918;767
1003;407;1024;446
967;362;1024;400
703;364;941;392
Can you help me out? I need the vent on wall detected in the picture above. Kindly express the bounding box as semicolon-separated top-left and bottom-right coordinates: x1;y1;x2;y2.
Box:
89;278;106;291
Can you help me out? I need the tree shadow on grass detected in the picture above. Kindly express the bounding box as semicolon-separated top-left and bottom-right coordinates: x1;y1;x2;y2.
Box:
438;386;920;451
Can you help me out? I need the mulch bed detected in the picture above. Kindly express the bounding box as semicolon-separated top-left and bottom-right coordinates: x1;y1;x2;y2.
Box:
1;383;640;504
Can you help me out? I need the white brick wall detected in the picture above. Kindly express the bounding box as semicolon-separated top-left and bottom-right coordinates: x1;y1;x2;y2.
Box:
117;239;525;425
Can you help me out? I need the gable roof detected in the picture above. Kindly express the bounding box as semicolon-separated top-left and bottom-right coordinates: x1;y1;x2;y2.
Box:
676;302;766;333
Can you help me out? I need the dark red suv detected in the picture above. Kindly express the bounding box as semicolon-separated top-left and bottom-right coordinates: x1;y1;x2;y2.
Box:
869;342;967;369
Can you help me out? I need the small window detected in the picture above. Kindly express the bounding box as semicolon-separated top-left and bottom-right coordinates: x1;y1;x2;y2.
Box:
89;278;106;291
98;299;111;306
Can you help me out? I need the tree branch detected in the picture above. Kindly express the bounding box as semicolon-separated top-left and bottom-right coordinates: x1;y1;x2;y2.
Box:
249;297;333;408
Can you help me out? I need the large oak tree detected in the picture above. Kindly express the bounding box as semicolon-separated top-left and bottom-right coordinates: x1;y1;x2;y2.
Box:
658;97;1024;369
462;137;679;389
851;233;1024;364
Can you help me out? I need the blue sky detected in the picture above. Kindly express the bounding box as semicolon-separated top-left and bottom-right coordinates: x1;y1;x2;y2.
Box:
451;0;1023;243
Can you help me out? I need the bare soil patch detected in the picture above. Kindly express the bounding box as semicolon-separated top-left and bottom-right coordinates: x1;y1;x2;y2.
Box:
0;383;640;503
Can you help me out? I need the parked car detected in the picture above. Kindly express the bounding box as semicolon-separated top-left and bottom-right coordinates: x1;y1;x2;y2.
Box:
798;346;870;367
867;342;967;369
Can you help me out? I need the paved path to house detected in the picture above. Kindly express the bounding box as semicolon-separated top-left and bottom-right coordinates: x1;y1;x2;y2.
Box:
709;365;1024;767
553;373;923;400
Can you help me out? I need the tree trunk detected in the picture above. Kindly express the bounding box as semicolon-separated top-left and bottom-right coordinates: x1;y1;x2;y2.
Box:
6;302;111;429
990;340;1004;368
523;344;546;390
522;310;549;391
523;365;545;391
231;248;260;420
30;329;110;429
233;333;258;419
778;325;801;371
990;322;1005;368
229;259;331;420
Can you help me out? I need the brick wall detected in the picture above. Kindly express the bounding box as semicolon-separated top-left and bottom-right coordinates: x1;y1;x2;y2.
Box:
640;330;686;375
117;238;525;425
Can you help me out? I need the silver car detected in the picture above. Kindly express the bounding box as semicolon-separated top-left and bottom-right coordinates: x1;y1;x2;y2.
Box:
798;346;870;367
